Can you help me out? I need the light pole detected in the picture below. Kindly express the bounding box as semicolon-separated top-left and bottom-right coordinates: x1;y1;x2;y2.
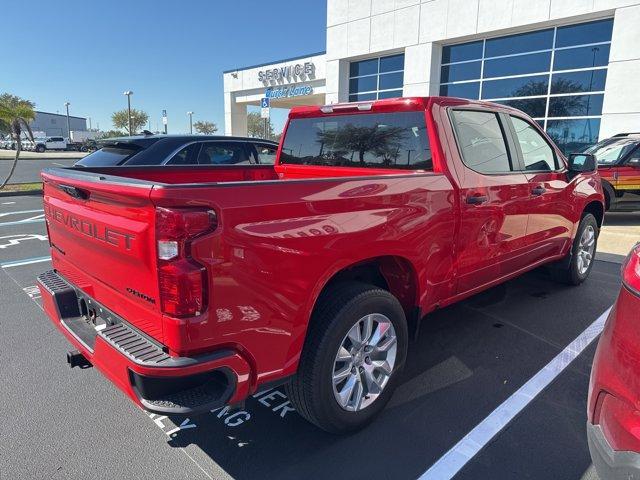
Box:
64;102;71;139
187;111;194;134
123;90;133;135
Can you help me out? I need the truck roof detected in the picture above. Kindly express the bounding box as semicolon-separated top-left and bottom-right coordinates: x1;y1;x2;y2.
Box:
288;96;524;118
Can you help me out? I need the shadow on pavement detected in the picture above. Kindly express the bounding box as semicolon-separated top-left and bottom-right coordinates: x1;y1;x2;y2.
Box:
163;263;620;480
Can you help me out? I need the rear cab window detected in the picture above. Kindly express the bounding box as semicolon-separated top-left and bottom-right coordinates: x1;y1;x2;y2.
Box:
75;146;142;166
280;111;433;170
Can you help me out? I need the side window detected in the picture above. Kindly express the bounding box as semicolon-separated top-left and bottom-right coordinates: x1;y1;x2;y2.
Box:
254;144;277;164
628;146;640;166
166;143;199;165
197;142;251;165
450;110;512;173
510;116;556;171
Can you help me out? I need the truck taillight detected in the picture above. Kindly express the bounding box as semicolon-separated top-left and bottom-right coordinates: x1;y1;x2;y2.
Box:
622;243;640;296
156;207;217;317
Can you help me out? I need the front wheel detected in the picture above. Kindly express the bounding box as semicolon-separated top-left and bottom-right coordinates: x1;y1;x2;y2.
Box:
554;213;599;285
36;145;45;153
286;282;408;434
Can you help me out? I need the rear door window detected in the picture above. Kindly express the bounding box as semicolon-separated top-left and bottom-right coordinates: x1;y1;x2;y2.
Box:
166;143;200;165
197;142;251;165
280;111;432;170
75;146;141;166
450;110;512;173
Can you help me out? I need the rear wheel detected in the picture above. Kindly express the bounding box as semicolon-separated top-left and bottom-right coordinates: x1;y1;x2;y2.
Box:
553;213;598;285
36;145;45;153
286;282;408;433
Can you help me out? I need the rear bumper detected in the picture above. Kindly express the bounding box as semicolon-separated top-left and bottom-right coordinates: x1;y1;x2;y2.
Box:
588;423;640;480
37;270;251;415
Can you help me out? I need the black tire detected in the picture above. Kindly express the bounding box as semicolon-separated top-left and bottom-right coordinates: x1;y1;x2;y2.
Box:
286;282;408;434
36;145;45;153
553;213;599;285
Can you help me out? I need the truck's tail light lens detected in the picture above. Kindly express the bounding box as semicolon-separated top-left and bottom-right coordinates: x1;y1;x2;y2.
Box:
158;259;205;317
622;243;640;296
156;207;217;317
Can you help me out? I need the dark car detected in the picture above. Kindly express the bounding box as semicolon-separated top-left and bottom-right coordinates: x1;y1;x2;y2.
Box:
584;133;640;211
74;134;279;167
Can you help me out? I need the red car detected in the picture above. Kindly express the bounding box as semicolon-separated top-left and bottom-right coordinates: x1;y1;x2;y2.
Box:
588;243;640;477
38;97;603;433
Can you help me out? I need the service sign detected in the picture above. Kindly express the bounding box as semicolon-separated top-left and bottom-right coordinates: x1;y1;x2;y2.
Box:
265;85;313;99
258;62;315;83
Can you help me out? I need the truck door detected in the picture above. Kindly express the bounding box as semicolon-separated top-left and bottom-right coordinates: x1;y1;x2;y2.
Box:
614;151;640;210
448;109;532;294
507;115;573;261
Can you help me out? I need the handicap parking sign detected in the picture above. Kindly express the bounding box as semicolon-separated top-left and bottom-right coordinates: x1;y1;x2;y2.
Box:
261;98;270;109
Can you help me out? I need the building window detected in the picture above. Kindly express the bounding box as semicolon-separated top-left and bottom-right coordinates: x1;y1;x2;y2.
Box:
349;53;404;102
439;18;613;154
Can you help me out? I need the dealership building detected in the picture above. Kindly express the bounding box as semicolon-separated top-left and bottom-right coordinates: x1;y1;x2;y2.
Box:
224;0;640;153
29;111;87;137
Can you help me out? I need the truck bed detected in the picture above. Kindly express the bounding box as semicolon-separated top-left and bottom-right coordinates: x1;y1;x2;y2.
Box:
60;162;433;186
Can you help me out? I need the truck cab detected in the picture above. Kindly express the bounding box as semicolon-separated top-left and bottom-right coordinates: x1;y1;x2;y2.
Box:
35;136;67;152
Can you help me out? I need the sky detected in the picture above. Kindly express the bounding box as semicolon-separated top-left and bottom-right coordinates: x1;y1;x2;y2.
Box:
2;0;327;135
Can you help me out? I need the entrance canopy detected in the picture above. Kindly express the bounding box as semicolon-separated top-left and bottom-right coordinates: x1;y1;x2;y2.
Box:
223;52;327;136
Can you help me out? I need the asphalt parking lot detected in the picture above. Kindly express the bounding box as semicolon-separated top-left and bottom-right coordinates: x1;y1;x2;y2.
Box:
0;158;78;184
0;193;634;479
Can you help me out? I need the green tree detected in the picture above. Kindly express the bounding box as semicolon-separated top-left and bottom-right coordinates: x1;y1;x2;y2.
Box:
0;93;36;189
193;120;218;135
98;129;127;139
316;124;405;165
247;112;275;139
111;108;149;135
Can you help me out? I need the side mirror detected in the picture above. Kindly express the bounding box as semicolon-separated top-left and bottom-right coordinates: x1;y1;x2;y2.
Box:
568;153;597;173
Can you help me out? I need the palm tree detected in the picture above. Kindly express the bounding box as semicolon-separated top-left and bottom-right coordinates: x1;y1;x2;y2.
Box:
0;93;36;189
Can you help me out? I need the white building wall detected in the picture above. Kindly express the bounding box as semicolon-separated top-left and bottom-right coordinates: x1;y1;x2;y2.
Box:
326;0;640;138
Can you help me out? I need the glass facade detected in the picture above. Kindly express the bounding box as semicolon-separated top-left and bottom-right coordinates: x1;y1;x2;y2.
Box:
439;19;613;153
349;54;405;102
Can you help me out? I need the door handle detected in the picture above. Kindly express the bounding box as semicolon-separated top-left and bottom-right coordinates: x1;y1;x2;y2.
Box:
531;186;546;196
466;194;488;205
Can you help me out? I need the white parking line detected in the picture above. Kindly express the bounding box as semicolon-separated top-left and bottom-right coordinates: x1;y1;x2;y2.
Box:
419;307;611;480
52;162;66;167
1;255;51;268
0;209;43;217
2;201;16;205
0;218;45;227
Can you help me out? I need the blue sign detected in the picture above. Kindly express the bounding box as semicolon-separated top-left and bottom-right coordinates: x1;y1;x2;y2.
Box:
261;98;270;108
265;85;313;100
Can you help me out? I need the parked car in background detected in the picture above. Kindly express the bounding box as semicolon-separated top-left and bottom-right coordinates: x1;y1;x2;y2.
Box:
585;133;640;211
588;242;640;478
22;138;34;151
74;134;279;167
39;97;603;433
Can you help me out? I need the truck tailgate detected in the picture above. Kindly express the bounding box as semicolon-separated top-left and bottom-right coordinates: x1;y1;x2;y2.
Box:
42;169;163;340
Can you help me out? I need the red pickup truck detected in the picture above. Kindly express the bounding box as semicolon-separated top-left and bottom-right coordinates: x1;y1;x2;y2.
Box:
38;97;604;433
